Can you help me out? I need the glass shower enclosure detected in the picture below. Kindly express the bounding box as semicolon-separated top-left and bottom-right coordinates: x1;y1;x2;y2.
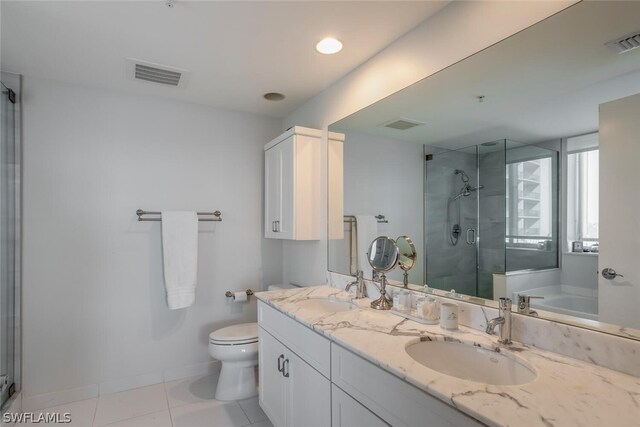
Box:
0;78;20;408
425;140;559;299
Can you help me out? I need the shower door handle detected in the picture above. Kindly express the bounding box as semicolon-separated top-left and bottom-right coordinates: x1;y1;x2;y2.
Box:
466;228;476;245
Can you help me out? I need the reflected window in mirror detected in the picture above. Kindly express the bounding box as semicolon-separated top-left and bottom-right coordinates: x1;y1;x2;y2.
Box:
566;133;599;253
506;157;554;250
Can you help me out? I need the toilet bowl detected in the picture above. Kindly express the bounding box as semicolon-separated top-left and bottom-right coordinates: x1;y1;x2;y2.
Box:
208;322;259;401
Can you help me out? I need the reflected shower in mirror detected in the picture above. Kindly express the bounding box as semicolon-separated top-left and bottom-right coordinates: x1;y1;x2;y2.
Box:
327;1;640;340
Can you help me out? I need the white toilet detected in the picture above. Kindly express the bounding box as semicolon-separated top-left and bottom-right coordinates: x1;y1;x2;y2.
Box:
208;322;259;401
209;284;297;401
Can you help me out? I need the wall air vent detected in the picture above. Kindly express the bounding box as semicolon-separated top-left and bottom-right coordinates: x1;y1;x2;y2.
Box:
606;31;640;54
380;118;425;131
126;59;190;89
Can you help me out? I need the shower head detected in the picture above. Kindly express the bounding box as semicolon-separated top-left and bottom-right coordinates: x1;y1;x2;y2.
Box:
454;169;470;183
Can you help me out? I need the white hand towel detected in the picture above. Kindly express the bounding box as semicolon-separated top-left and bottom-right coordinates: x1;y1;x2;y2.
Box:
161;211;198;310
355;215;378;280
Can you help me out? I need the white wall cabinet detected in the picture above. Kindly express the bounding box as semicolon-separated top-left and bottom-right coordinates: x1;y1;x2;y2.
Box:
258;326;331;427
264;126;321;240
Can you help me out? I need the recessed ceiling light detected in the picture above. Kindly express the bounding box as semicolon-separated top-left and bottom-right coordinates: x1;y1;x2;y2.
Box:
316;38;343;55
263;92;285;101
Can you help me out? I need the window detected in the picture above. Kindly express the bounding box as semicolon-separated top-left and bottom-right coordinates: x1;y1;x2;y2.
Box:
566;133;599;250
506;156;554;249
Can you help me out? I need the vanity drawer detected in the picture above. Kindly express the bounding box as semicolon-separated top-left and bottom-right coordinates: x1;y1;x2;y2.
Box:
258;301;331;378
331;344;483;427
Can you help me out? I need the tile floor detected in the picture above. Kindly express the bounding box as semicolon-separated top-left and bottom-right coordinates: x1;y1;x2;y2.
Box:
17;374;273;427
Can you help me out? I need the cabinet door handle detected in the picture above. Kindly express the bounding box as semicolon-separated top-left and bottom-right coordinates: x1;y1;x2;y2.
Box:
275;220;280;232
277;354;284;372
282;358;290;378
272;221;276;233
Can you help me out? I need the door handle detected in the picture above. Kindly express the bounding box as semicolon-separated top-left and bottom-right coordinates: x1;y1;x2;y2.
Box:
275;220;280;232
466;228;476;245
272;221;276;233
282;358;290;378
277;354;284;372
601;268;624;280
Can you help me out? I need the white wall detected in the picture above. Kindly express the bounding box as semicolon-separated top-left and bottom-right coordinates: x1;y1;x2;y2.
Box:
328;131;424;285
282;1;576;285
21;77;282;408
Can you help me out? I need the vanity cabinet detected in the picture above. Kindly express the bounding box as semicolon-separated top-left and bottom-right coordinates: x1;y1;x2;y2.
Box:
259;328;331;427
258;302;331;427
258;301;481;427
331;345;482;427
331;384;389;427
264;126;322;240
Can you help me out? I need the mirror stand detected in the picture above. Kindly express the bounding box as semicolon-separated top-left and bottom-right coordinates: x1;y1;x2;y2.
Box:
370;273;393;310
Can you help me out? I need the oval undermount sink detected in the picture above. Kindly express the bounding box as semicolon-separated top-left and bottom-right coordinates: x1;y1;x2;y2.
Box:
405;340;537;386
297;298;355;313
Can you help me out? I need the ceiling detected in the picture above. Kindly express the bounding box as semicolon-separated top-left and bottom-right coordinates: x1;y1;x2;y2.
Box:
0;1;448;118
331;1;640;149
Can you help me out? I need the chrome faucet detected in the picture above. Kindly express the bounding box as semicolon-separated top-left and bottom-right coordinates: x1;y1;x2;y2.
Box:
345;270;367;299
486;298;512;344
517;294;544;316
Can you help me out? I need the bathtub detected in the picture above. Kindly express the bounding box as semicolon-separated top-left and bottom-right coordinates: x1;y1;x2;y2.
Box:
517;286;598;321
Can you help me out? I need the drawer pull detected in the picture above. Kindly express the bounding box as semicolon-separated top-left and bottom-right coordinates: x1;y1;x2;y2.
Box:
277;354;285;372
283;358;290;378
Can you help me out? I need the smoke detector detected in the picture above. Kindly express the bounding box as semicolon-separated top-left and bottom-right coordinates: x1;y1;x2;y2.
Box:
379;118;425;131
606;31;640;54
126;59;190;89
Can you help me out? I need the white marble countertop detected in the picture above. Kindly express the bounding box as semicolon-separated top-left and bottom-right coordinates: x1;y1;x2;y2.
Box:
256;285;640;427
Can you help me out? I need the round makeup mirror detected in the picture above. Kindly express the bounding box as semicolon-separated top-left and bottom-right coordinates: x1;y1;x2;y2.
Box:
396;236;417;288
367;236;398;310
367;236;399;272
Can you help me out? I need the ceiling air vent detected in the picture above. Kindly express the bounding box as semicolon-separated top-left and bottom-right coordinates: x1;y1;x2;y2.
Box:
606;31;640;54
380;118;425;131
126;59;190;89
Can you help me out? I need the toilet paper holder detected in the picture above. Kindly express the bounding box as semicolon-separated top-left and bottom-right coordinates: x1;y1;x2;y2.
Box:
225;289;254;299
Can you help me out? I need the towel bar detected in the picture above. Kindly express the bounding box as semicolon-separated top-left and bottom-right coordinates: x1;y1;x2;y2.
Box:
343;214;388;224
136;209;222;222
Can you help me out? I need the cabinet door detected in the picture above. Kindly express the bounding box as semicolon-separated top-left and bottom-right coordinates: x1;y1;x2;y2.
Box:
259;327;287;427
332;385;389;427
285;349;331;427
264;146;281;239
277;136;295;239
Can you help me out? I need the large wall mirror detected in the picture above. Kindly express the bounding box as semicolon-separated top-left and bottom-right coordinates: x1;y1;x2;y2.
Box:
328;1;640;340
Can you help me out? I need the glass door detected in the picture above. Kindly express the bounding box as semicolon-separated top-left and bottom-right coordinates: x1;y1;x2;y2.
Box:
0;81;17;406
425;145;479;296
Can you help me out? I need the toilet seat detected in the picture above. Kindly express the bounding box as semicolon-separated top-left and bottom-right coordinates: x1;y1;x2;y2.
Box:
209;322;258;346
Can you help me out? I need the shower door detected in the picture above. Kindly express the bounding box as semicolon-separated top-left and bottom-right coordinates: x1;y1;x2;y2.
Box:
424;142;506;299
0;81;18;406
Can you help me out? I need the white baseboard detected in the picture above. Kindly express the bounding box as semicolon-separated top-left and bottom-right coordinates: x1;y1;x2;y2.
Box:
23;360;220;412
23;384;99;412
1;392;22;427
99;371;164;396
164;360;220;382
